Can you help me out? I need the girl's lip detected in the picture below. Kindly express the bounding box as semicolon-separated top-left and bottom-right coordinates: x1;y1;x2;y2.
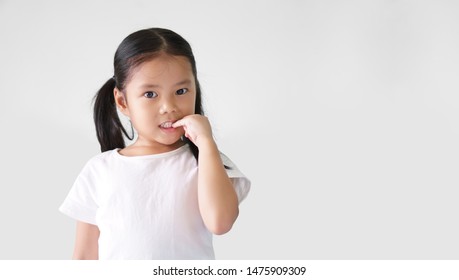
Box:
160;126;176;132
159;123;178;134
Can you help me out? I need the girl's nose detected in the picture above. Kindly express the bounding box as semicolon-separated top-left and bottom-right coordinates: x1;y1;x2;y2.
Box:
159;100;177;114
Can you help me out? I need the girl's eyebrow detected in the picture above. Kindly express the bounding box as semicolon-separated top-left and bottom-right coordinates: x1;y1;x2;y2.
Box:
139;79;192;90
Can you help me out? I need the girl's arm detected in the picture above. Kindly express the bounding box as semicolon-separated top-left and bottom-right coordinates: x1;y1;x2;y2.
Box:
197;137;239;235
73;221;100;259
173;115;239;235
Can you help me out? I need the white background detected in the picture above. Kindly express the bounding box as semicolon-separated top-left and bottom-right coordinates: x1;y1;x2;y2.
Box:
0;0;458;259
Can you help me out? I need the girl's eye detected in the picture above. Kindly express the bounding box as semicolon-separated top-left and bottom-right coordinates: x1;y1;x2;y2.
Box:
176;88;188;95
144;91;158;98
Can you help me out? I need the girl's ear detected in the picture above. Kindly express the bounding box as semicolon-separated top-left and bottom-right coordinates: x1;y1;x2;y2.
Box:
114;88;130;117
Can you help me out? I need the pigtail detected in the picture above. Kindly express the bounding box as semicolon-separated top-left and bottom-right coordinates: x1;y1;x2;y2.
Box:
93;78;129;152
186;138;199;162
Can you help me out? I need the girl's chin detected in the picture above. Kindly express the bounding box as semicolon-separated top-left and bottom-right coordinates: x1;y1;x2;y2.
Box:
159;135;185;146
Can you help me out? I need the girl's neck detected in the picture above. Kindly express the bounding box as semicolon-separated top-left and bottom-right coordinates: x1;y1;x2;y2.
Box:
118;139;186;157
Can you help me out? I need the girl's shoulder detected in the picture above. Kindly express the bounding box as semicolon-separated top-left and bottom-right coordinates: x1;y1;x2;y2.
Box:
89;148;117;161
81;149;119;171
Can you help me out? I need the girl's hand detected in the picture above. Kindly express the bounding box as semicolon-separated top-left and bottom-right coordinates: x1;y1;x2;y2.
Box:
172;114;214;148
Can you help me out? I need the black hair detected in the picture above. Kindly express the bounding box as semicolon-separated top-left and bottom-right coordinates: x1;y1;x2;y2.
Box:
93;28;203;161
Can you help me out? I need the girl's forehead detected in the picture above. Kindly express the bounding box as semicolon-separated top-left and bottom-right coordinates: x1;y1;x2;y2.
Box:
128;54;194;86
139;54;191;72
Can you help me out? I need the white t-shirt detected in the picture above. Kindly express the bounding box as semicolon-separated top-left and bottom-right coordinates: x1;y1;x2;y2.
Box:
59;144;250;260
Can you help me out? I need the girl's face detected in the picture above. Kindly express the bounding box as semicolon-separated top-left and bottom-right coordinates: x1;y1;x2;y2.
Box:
115;54;196;150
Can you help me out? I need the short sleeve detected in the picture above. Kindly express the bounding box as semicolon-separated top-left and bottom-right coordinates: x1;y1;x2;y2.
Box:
59;160;99;225
220;152;251;204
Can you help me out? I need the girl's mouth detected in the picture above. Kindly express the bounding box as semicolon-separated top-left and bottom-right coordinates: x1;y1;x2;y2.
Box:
159;121;174;128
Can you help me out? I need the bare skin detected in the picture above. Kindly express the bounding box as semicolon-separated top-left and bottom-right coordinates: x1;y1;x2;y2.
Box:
73;222;99;260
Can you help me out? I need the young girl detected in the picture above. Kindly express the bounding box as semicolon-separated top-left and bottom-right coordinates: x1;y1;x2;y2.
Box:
59;28;250;260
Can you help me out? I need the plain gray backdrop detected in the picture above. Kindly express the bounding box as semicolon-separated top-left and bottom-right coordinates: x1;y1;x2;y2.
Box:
0;0;458;259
